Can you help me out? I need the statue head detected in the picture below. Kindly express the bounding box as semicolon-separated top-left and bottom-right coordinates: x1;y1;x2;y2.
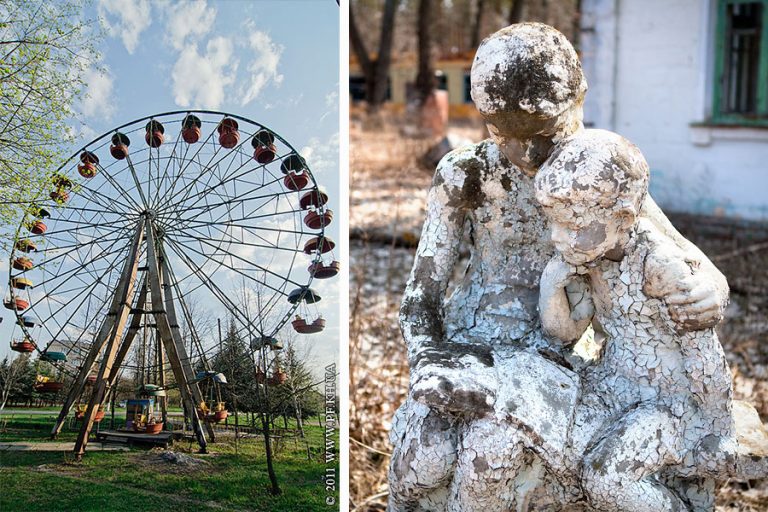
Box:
534;130;649;266
471;23;587;174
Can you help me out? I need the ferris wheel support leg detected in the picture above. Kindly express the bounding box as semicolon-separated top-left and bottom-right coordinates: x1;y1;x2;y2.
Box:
158;337;168;428
51;226;145;440
145;221;209;452
50;329;111;439
159;254;216;443
100;277;148;405
74;224;144;460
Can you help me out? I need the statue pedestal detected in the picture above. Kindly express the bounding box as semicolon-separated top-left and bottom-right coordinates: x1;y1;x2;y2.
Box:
733;400;768;479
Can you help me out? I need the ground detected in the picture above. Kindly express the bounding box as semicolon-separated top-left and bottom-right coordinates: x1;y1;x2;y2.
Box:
0;412;336;511
349;113;768;511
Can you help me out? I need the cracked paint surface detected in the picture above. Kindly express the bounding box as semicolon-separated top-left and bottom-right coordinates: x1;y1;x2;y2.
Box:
388;22;762;512
536;128;737;511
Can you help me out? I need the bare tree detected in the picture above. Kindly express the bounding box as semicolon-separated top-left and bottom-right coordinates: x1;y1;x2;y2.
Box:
508;0;525;24
350;0;400;112
471;0;486;48
280;333;315;438
415;0;436;105
239;285;281;496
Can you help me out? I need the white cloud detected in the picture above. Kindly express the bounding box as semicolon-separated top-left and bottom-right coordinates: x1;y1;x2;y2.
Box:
300;132;339;173
325;89;339;109
239;23;284;105
81;67;115;120
171;37;238;109
163;0;217;51
97;0;152;54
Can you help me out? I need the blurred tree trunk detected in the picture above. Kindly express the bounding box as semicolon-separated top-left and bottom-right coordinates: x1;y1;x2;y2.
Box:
350;0;400;113
415;0;435;105
471;0;486;48
509;0;524;24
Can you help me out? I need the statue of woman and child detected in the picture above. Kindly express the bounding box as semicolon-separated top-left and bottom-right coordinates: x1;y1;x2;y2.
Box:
388;23;767;512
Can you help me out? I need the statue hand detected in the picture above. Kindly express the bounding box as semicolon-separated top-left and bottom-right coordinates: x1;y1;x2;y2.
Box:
540;254;578;291
664;273;725;330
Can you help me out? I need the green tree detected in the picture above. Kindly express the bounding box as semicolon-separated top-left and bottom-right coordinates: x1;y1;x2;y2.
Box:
0;353;35;408
0;0;101;240
209;318;254;409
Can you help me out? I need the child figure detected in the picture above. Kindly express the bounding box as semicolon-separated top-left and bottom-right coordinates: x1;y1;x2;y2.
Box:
534;129;735;512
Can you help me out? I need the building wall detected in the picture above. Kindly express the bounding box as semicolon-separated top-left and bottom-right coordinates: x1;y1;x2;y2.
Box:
581;0;768;219
351;59;481;118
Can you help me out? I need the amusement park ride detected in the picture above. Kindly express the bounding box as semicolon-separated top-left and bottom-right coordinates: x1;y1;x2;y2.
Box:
4;111;338;458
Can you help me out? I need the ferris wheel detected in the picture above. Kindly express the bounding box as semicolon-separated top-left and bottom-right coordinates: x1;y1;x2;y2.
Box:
4;110;338;456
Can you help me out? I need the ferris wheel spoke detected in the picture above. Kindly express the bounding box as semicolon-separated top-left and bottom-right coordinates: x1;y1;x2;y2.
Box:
171;224;308;255
36;216;131;239
182;215;296;257
31;272;119;341
162;208;307;235
165;264;214;370
159;152;289;219
44;203;132;218
89;161;145;213
30;233;134;294
28;240;130;293
32;224;132;262
71;176;137;217
122;155;150;209
169;232;304;291
166;180;297;236
152;130;189;206
154;142;223;216
156;127;255;215
30;247;131;330
157;125;220;204
42;212;131;228
156;133;288;219
164;237;270;336
152;126;184;207
36;290;114;367
170;187;297;222
162;217;309;238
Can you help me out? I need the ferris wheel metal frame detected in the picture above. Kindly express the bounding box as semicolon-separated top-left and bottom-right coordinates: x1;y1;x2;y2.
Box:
5;110;337;458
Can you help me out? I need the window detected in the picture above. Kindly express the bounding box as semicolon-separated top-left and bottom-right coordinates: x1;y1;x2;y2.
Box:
348;76;391;103
464;72;472;103
436;71;448;91
713;0;768;126
349;76;367;102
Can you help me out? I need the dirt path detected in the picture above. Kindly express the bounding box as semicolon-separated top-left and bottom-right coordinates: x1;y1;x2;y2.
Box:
0;441;128;451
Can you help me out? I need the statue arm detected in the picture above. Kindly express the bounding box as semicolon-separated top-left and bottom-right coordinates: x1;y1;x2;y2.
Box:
399;156;466;365
539;255;594;345
643;247;717;409
641;197;729;330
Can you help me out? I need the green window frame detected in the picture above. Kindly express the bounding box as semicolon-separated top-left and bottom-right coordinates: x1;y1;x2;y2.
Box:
712;0;768;126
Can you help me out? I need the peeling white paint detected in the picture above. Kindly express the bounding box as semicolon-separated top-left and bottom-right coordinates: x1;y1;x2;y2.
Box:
388;22;763;512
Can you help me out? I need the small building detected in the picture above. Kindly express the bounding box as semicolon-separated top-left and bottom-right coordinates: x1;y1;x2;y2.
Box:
580;0;768;219
350;53;482;119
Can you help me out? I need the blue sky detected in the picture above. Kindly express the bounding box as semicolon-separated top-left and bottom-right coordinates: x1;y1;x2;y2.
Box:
1;0;340;379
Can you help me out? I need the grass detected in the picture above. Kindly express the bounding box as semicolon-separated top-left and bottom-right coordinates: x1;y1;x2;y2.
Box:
0;412;338;511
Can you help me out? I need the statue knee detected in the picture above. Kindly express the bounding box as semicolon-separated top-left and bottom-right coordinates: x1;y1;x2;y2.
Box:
581;455;622;510
389;401;458;497
581;449;688;512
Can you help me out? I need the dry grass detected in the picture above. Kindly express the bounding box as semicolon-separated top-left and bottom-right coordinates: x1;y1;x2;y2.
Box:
348;114;768;511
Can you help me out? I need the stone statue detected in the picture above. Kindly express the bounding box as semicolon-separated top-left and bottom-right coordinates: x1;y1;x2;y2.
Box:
535;129;736;511
388;23;766;512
